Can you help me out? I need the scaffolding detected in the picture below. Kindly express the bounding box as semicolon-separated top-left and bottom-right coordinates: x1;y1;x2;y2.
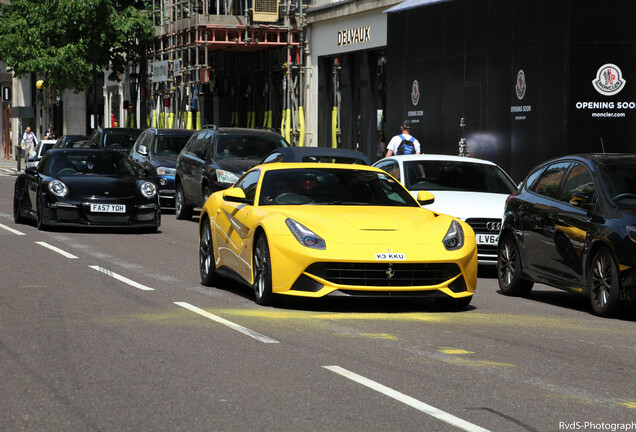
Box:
148;0;306;144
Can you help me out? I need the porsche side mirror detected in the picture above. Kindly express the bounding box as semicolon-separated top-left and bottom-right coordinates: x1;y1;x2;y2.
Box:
223;187;247;203
416;190;435;206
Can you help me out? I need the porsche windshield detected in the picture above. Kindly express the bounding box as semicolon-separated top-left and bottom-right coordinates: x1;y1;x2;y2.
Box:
47;151;137;177
403;160;516;193
259;168;419;207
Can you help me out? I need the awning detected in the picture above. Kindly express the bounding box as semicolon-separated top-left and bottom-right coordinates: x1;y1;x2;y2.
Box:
384;0;455;14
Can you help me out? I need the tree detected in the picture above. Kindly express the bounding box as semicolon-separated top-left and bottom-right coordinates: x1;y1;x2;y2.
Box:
0;0;153;97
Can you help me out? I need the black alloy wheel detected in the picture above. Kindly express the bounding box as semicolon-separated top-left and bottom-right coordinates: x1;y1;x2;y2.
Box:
13;184;25;224
199;217;220;286
497;234;533;296
253;234;275;306
175;183;193;220
588;247;621;317
203;185;211;203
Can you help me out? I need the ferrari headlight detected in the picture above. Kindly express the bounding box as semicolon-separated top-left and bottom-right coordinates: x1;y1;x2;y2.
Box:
140;181;157;198
627;225;636;243
49;180;68;197
285;218;326;250
443;220;465;251
216;169;239;185
156;166;176;176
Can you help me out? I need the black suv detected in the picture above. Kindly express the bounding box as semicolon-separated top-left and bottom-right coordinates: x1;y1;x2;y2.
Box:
174;126;289;219
85;128;142;154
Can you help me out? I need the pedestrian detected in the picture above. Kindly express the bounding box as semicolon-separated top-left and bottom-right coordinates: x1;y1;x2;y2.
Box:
21;126;38;164
385;120;421;157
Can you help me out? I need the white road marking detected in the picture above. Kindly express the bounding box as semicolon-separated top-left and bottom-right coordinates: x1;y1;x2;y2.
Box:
0;223;25;236
89;265;155;291
324;366;492;432
174;302;279;344
35;241;78;259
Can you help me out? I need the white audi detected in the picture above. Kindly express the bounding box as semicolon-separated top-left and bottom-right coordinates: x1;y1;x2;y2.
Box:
374;154;517;265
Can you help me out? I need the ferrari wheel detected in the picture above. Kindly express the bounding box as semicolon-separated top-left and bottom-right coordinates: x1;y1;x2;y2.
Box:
13;184;25;224
35;194;47;231
175;184;193;220
588;247;621;317
253;234;275;306
199;217;220;286
497;234;533;296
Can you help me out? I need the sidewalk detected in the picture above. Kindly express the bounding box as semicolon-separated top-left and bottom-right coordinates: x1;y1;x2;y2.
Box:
0;157;20;174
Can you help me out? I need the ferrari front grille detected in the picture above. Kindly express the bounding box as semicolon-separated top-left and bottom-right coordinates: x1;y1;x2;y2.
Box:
305;262;461;287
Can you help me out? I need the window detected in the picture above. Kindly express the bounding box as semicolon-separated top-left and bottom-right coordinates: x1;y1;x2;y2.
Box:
375;160;400;181
234;169;260;204
559;163;596;204
530;162;571;199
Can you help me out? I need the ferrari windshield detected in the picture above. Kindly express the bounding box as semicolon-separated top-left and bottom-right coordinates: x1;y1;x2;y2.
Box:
45;151;137;177
404;160;516;194
259;167;419;207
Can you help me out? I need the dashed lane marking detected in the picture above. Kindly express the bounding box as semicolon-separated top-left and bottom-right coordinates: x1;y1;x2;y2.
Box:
324;365;492;432
0;223;25;236
89;265;155;291
174;302;279;344
35;241;78;259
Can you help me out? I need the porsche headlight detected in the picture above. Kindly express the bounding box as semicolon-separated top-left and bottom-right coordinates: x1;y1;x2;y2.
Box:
443;220;465;251
216;169;239;185
286;218;326;250
49;180;68;197
156;167;176;176
140;181;157;198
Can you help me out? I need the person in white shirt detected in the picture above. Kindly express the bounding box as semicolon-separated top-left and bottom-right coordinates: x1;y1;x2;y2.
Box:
385;120;421;157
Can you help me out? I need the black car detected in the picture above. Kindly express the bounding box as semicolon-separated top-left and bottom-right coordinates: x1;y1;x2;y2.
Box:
13;149;161;231
85;128;142;154
174;126;289;219
261;146;370;165
497;153;636;316
129;128;195;207
53;134;89;149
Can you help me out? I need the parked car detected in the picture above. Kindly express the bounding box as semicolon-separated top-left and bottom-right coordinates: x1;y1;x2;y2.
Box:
199;162;477;307
13;148;160;231
497;153;636;317
374;154;517;265
53;134;89;149
175;126;289;219
85;127;142;154
261;146;370;165
129;128;195;207
26;139;56;168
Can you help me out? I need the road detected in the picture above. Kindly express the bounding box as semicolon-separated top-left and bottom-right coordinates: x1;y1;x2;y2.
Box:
0;167;634;432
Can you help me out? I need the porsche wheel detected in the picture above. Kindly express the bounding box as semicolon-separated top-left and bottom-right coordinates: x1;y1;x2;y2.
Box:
13;184;25;224
199;217;220;286
175;184;193;220
35;194;47;231
588;247;621;317
253;234;275;306
497;234;533;296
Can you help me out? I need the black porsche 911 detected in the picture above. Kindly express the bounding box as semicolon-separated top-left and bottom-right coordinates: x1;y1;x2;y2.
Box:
13;149;161;231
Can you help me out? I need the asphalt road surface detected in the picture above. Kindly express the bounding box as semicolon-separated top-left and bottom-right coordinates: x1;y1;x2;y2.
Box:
0;168;634;432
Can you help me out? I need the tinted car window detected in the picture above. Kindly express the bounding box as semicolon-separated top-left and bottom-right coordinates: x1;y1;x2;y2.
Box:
262;152;283;163
375;160;400;181
155;135;190;155
599;160;636;209
530;162;571;199
259;168;418;207
48;152;136;176
559;163;596;204
234;170;260;204
215;135;285;159
103;130;141;150
524;165;545;190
